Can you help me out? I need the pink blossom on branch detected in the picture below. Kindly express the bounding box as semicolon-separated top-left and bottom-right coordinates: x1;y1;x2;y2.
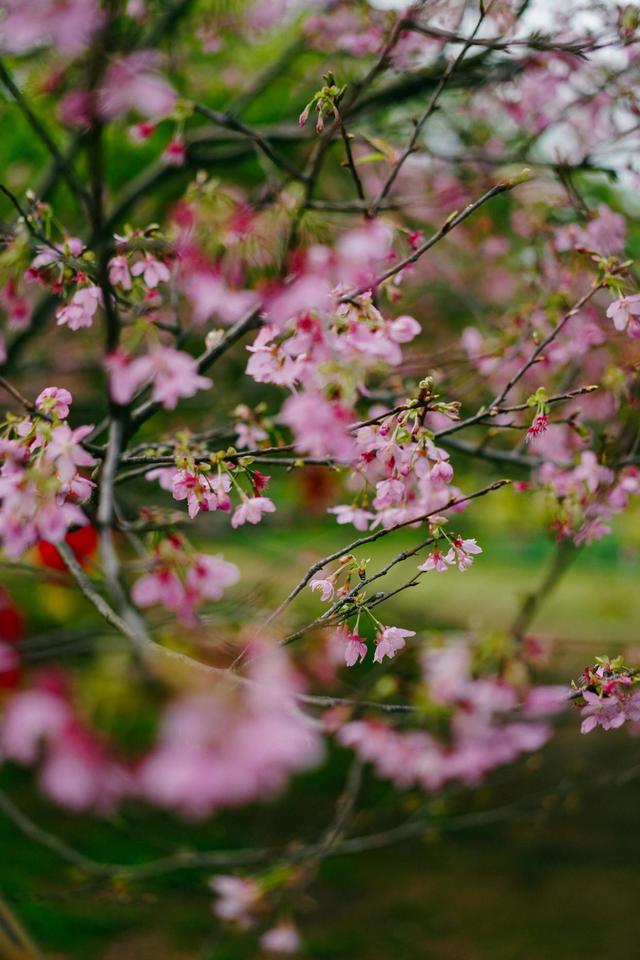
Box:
56;286;103;330
231;495;276;528
373;626;415;663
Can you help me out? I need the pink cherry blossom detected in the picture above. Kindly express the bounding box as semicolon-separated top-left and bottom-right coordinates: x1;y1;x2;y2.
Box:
389;314;421;343
328;504;375;531
47;424;96;483
182;271;260;326
418;549;451;573
108;255;132;290
606;294;640;334
57;90;93;129
523;686;569;717
56;286;103;331
526;413;549;443
210;876;261;926
279;392;357;463
0;0;103;55
373;626;415;663
231;496;276;528
172;470;223;518
98;52;176;120
580;691;626;734
36;386;72;419
139;641;323;818
310;577;334;601
344;631;368;667
430;459;454;486
133;347;212;409
105;350;146;405
445;537;482;572
260;923;301;954
163;135;186;166
132;568;186;611
130;256;171;288
1;688;70;763
185;554;240;600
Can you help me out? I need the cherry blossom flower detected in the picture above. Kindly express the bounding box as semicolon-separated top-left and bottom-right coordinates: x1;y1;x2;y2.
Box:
389;314;421;342
234;417;268;449
310;577;334;601
139;641;323;818
523;686;569;717
327;504;375;531
183;271;260;326
580;691;626;734
260;923;301;954
131;255;171;288
445;537;482;572
1;688;70;762
105;350;146;405
344;631;368;667
526;413;549;443
57;90;93;129
163;135;186;166
108;255;132;290
423;644;472;705
98;52;176;120
279;392;357;463
184;553;240;601
418;549;451;574
0;0;103;55
430;459;454;486
210;876;261;926
134;347;212;409
47;424;96;483
171;470;225;518
56;286;103;331
606;294;640;336
132;568;186;612
231;496;276;528
373;626;415;663
35;386;72;419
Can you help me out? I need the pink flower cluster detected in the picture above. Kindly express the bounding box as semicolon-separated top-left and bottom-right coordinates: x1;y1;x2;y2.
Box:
209;874;301;951
327;408;461;532
0;674;130;812
0;387;94;559
576;658;640;734
606;294;640;338
147;456;276;529
539;452;640;545
131;536;239;623
139;641;323;818
338;643;568;792
0;0;103;56
209;873;301;950
1;640;323;819
418;536;483;573
243;222;422;463
332;625;415;668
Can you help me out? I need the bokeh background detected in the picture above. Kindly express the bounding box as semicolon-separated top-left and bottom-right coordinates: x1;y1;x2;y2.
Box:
2;2;640;957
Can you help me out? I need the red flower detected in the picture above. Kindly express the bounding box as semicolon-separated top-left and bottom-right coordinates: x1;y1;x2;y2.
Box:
36;524;98;572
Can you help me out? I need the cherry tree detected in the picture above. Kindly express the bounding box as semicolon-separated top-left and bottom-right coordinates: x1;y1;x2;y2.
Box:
0;0;639;951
